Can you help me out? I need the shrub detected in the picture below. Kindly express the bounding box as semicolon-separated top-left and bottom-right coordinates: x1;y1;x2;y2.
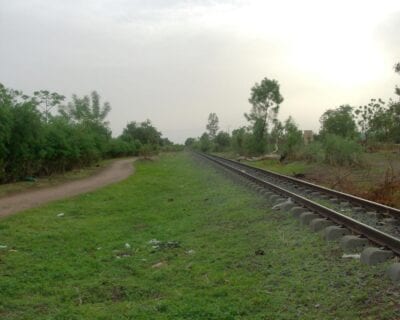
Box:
322;134;363;166
301;141;326;163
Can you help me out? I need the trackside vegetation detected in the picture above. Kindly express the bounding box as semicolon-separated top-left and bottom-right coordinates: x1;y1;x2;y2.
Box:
0;153;398;319
0;83;182;183
187;63;400;166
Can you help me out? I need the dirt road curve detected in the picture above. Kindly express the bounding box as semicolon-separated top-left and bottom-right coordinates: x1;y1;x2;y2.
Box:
0;158;136;218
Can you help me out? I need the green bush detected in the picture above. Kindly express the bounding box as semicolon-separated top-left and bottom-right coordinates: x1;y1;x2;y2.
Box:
301;141;325;163
322;134;363;166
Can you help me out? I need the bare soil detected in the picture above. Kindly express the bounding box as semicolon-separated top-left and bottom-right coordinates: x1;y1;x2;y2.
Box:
0;158;136;218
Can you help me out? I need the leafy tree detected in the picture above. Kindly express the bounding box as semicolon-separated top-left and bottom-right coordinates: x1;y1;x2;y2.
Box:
319;105;358;139
0;85;13;156
282;117;303;156
33;90;65;122
231;127;247;154
185;137;196;147
199;133;212;152
214;131;231;152
6;99;44;179
122;120;162;146
395;62;400;97
206;113;219;139
245;78;283;154
354;98;385;143
59;91;111;126
269;119;284;153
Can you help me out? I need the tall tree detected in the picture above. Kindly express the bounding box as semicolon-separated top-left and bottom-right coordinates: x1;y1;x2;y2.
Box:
245;78;283;153
59;91;110;126
354;98;386;143
206;113;219;139
319;105;358;139
33;90;65;123
395;62;400;97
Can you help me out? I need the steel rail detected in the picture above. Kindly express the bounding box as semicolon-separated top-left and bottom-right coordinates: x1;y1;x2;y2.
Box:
207;153;400;216
197;152;400;256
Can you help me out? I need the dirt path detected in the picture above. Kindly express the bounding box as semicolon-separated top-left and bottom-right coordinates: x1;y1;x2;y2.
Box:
0;158;136;218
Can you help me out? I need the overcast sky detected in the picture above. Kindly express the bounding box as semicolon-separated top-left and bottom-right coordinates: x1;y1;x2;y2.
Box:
1;0;399;143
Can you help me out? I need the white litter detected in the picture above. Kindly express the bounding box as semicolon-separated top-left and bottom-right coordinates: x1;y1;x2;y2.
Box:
342;253;361;259
272;198;293;210
125;243;131;249
187;249;195;255
148;239;161;245
57;213;65;217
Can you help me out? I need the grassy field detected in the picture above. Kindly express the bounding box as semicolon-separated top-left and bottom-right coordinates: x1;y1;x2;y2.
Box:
0;159;114;198
0;152;399;319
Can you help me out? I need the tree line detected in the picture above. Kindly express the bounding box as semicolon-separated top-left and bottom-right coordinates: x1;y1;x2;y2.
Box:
186;63;400;166
0;83;181;183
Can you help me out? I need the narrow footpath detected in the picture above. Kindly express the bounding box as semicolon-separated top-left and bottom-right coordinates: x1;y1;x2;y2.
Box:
0;158;136;218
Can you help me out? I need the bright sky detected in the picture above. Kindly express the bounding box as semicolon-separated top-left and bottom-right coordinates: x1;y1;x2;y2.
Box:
1;0;399;143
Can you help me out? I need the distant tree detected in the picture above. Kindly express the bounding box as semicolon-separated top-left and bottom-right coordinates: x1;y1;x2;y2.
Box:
160;137;173;146
206;113;219;139
214;131;231;151
199;133;212;152
395;62;400;97
354;98;386;143
0;84;14;180
269;119;284;153
282;116;303;156
231;127;246;154
121;120;162;146
6;99;44;178
245;78;283;153
320;105;358;139
59;91;111;126
185;137;196;147
33;90;65;122
245;78;283;130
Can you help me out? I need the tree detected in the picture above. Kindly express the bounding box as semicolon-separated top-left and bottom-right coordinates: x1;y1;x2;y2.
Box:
320;105;358;139
33;90;65;122
269;119;284;153
245;78;283;154
354;98;386;143
59;91;111;126
281;117;303;156
122;120;162;146
395;62;400;97
206;113;219;139
231;127;246;154
185;137;196;147
199;133;212;152
214;131;231;151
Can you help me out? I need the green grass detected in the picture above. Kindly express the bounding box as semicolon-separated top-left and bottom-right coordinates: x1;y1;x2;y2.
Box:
0;153;398;319
0;159;114;198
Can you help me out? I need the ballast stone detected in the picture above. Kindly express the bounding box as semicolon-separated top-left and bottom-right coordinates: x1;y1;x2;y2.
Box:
290;206;307;218
360;247;393;265
323;226;350;241
387;263;400;283
309;218;334;232
340;235;369;252
300;212;319;226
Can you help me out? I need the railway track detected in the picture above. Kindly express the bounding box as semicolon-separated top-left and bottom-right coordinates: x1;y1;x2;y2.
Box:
195;152;400;270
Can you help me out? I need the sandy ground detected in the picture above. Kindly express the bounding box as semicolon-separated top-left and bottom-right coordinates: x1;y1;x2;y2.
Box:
0;158;136;218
